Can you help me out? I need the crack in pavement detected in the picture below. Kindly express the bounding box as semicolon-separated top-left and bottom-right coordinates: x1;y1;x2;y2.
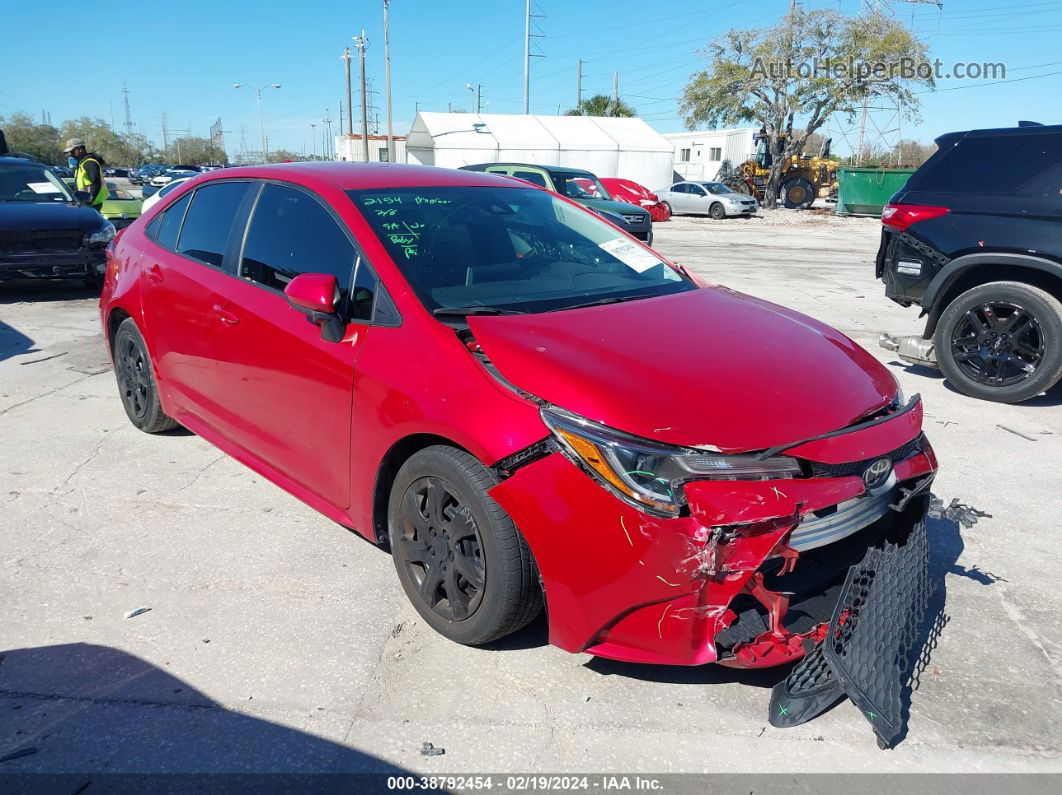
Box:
996;586;1062;689
0;370;109;416
53;426;125;493
175;455;228;494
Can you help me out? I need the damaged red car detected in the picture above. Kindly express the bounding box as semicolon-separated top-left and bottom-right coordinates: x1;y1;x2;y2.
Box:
101;163;936;671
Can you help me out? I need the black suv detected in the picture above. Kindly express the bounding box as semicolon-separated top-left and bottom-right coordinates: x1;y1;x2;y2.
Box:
877;123;1062;403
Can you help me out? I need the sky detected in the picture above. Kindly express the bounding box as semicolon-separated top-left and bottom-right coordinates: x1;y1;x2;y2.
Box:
2;0;1061;159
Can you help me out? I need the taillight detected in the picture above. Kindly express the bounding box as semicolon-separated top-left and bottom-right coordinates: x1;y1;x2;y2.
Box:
881;203;950;231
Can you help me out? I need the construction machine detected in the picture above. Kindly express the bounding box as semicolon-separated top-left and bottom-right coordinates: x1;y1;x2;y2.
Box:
725;131;840;209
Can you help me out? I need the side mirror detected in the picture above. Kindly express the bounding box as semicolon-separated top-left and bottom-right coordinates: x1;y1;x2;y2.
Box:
284;273;345;343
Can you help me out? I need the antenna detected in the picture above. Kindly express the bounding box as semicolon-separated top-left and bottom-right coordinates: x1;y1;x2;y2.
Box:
122;83;133;134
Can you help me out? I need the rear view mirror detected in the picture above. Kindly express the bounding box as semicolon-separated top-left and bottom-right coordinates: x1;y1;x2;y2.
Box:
284;273;345;343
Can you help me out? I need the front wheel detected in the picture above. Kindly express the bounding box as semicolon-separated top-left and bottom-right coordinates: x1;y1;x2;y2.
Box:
661;201;673;217
934;281;1062;403
388;446;542;645
782;178;815;209
709;202;726;220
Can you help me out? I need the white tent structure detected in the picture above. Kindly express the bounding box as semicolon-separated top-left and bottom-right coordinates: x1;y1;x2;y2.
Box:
405;112;675;189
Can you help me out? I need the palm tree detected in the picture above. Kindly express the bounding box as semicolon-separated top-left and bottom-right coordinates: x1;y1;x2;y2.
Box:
565;94;637;118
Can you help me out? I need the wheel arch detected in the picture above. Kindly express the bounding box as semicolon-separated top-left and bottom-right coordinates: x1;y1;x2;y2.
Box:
371;433;475;545
922;253;1062;338
106;306;133;358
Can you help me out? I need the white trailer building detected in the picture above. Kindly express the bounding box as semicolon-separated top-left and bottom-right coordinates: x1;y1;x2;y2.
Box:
405;112;675;190
334;134;407;163
662;128;758;182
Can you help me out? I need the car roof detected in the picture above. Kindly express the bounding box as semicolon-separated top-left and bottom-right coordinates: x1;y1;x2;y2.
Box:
191;162;521;190
936;122;1062;146
465;162;596;177
0;156;46;167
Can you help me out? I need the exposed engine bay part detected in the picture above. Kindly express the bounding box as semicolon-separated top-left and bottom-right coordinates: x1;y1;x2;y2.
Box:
769;509;933;749
879;332;939;368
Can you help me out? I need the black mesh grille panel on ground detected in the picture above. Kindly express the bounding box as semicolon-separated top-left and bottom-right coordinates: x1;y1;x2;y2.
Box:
768;517;933;749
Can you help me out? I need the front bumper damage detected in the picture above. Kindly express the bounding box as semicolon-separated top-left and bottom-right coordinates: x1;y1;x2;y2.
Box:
488;400;937;670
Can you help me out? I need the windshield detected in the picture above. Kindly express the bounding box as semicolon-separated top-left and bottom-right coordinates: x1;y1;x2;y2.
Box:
551;172;611;201
700;182;733;195
349;186;692;314
0;163;75;202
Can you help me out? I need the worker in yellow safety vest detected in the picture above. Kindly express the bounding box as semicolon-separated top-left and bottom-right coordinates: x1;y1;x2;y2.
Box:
63;137;107;211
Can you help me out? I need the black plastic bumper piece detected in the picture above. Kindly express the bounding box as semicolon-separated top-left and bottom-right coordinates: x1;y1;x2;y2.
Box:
769;514;932;749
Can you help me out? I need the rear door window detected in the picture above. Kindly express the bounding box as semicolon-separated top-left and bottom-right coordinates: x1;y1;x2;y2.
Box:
511;170;547;188
916;134;1062;194
176;182;251;267
239;183;357;293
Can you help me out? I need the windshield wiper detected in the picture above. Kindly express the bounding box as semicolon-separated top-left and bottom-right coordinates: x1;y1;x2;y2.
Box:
432;306;527;317
549;294;651;312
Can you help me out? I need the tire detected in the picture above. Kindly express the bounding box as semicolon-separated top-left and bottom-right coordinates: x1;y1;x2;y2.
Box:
387;445;542;645
782;178;815;209
709;202;726;220
661;201;673;217
112;318;179;433
934;281;1062;403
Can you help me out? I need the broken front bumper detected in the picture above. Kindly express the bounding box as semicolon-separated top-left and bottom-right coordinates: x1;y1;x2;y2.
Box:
489;406;936;668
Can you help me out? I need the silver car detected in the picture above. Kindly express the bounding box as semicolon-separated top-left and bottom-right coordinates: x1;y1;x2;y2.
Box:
656;181;758;219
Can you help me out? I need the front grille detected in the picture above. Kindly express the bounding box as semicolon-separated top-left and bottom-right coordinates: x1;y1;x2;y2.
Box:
621;213;645;225
808;434;924;479
0;229;83;252
110;218;136;230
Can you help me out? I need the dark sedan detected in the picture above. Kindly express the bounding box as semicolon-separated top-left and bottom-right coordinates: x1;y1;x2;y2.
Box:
0;157;115;286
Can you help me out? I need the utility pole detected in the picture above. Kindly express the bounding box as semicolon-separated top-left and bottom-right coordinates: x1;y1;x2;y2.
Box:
522;1;546;114
354;30;370;162
383;0;395;163
160;112;169;159
122;82;133;134
323;110;333;160
477;84;482;114
310;122;317;160
341;47;354;136
576;59;582;107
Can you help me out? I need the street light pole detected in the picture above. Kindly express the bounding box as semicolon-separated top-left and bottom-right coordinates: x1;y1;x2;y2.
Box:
383;0;395;163
234;82;281;163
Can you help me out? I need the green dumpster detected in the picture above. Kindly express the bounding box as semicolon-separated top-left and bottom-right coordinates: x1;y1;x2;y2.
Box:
835;167;916;217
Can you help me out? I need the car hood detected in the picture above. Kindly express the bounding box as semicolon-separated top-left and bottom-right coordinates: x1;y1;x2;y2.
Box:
468;287;897;452
576;197;649;218
0;201;108;233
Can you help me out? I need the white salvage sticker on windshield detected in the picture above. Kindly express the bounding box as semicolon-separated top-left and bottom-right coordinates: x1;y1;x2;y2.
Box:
599;238;660;273
27;182;62;194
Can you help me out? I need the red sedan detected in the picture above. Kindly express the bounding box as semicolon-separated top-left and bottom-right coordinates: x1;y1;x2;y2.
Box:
101;163;935;669
600;177;672;222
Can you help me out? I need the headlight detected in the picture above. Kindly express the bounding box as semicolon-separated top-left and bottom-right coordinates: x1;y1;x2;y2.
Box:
86;222;116;245
541;407;803;517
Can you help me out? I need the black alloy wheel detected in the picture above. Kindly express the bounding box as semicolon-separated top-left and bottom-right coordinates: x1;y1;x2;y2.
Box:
112;318;178;433
394;476;486;622
949;300;1043;387
387;446;542;645
934;281;1062;403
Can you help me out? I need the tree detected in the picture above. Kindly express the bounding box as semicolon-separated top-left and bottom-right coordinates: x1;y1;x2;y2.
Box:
266;149;301;163
565;94;637;118
0;113;61;163
680;6;933;207
168;136;224;165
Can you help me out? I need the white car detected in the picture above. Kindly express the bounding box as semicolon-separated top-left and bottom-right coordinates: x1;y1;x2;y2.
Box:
149;168;198;188
655;181;758;220
141;176;192;213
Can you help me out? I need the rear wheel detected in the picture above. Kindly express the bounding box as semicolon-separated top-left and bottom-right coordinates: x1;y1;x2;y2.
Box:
709;202;726;220
112;318;179;433
934;281;1062;403
782;178;815;209
388;446;542;645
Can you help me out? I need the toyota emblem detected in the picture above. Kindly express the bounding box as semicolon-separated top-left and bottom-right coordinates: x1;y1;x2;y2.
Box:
863;457;893;488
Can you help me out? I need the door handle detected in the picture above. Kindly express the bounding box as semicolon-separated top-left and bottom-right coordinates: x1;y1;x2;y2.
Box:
212;304;240;326
145;264;163;284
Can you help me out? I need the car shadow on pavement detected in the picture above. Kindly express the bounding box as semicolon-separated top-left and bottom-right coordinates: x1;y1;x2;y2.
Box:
0;318;35;363
0;643;412;777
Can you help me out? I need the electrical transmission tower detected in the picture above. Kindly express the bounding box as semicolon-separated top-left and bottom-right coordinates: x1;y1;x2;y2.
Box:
122;83;134;134
830;0;942;166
